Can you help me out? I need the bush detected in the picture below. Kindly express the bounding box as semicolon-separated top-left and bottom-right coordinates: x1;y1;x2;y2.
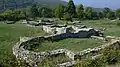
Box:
74;58;105;67
117;22;120;26
63;13;72;21
101;48;120;64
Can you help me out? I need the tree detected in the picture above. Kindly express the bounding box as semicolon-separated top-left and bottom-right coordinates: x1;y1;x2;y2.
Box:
40;7;52;18
85;7;94;19
92;11;99;20
103;7;111;18
1;10;13;20
54;4;65;20
77;4;84;20
66;0;76;21
98;12;104;19
116;9;120;19
103;7;116;19
63;13;71;21
30;4;39;17
107;11;116;20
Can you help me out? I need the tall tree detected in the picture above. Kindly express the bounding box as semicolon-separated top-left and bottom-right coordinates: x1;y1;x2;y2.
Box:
103;8;116;19
77;4;84;20
66;0;76;21
40;7;52;18
54;4;65;20
30;4;39;17
116;9;120;20
85;7;94;19
92;11;99;20
98;12;104;19
103;7;111;18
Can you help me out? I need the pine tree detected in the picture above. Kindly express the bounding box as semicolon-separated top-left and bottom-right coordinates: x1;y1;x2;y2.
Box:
66;0;76;21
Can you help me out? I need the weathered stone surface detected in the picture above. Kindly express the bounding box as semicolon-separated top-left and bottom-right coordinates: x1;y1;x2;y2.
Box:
13;35;120;67
43;25;103;37
12;24;120;67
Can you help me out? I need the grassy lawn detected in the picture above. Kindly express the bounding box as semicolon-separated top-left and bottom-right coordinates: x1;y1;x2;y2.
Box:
81;19;120;36
0;24;45;67
33;38;104;52
0;19;120;66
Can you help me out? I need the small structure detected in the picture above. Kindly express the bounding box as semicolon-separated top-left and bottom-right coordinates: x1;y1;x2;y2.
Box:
21;20;28;24
39;19;54;23
43;25;68;34
43;25;103;37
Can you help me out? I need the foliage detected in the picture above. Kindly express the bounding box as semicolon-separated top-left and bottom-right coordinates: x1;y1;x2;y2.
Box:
103;7;111;18
0;10;26;21
30;4;39;18
54;4;65;20
101;48;120;64
117;21;120;26
74;58;105;67
115;9;120;19
40;7;53;18
65;0;76;21
38;53;71;67
0;1;119;21
103;7;116;19
63;13;72;21
84;7;94;20
77;4;84;20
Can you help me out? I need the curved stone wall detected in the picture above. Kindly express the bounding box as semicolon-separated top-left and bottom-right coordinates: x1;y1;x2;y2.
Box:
13;35;120;67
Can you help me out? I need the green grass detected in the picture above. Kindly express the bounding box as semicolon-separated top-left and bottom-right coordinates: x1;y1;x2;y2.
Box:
106;64;120;67
0;19;120;66
38;53;72;67
81;19;120;36
0;24;45;67
32;38;104;52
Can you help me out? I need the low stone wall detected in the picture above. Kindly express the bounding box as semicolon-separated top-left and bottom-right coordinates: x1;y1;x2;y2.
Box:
13;35;120;67
43;25;103;37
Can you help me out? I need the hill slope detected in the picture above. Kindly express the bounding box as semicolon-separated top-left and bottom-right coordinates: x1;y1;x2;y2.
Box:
0;0;67;11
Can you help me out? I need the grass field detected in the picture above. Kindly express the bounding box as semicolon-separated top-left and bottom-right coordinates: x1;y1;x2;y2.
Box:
81;19;120;36
32;38;104;52
0;19;120;67
0;24;46;66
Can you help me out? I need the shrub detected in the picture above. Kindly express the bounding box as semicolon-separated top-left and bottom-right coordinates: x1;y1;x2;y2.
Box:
63;13;72;21
117;22;120;26
101;48;120;64
74;58;105;67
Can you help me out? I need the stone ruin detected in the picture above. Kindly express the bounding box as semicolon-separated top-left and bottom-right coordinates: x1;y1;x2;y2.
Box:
12;21;120;67
22;19;53;26
13;34;120;67
42;24;103;37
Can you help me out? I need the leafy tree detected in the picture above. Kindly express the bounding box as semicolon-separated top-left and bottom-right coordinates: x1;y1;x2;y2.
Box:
103;7;111;19
1;10;13;20
66;0;76;21
77;4;84;20
0;9;26;21
54;4;65;20
92;11;99;20
40;7;53;18
85;7;94;19
98;12;104;19
115;9;120;19
106;11;116;20
30;4;39;17
63;13;71;21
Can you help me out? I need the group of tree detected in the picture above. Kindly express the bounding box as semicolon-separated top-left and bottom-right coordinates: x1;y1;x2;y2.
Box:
1;0;120;21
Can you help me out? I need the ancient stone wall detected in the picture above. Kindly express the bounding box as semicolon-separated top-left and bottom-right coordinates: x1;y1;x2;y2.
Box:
12;34;120;67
